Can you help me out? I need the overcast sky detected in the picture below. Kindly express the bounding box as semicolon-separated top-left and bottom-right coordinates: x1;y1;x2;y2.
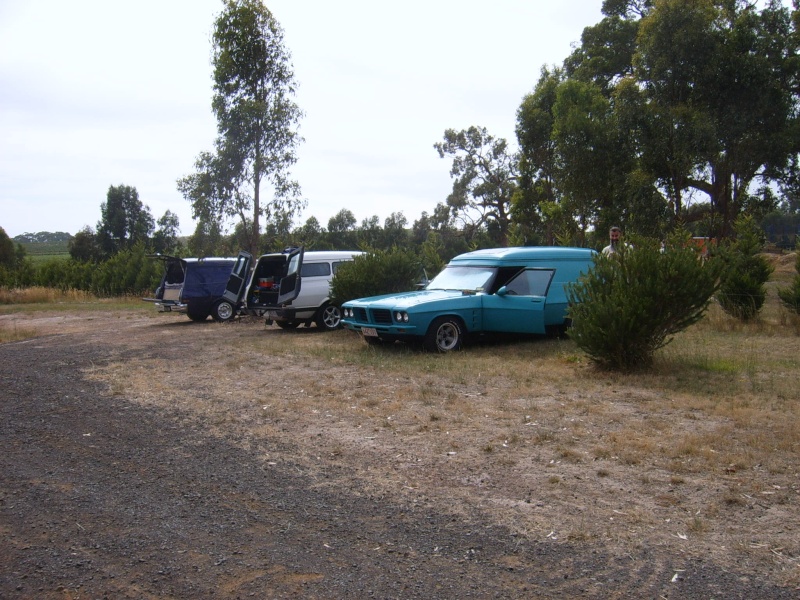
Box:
0;0;605;238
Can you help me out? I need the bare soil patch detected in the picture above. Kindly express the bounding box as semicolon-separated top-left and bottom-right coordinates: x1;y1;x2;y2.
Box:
1;306;798;598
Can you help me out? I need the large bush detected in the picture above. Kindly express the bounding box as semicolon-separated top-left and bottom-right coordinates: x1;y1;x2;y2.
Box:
777;252;800;314
716;216;773;320
567;237;720;370
330;248;421;305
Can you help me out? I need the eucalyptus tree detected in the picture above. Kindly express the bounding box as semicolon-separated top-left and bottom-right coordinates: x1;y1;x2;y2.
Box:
96;185;154;258
187;218;224;258
434;126;518;247
151;210;182;255
326;209;358;250
293;216;329;250
68;227;102;263
381;212;409;249
178;0;304;257
518;0;798;240
513;68;561;244
356;215;382;250
633;0;798;237
551;78;635;243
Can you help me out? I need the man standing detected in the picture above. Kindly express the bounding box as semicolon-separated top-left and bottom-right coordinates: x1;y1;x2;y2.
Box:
602;226;623;256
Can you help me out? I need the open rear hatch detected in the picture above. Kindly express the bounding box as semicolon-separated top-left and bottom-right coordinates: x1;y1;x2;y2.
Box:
235;247;304;311
142;255;185;305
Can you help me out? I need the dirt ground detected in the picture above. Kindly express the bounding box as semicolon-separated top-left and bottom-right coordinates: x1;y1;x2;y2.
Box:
1;308;798;599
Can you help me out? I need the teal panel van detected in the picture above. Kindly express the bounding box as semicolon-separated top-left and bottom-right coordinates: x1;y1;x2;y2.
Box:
341;246;595;352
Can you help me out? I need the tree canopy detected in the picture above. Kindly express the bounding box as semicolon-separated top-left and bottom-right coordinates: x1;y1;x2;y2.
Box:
515;0;799;243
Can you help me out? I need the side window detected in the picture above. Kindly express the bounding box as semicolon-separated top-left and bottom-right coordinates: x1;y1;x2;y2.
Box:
331;261;349;274
301;262;331;277
230;255;249;278
505;269;554;296
286;253;301;276
488;267;524;294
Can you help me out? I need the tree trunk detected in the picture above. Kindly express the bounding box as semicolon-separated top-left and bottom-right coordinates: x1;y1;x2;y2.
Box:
251;166;261;257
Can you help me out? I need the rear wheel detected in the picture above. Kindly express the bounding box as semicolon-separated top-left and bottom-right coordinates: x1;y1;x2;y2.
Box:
276;320;300;330
316;304;342;331
423;317;464;352
211;300;236;322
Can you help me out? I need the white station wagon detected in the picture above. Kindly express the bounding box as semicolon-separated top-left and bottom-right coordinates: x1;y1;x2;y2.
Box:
218;248;363;330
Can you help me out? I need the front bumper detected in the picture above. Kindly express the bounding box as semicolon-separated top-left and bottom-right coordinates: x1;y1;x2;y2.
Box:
342;319;419;338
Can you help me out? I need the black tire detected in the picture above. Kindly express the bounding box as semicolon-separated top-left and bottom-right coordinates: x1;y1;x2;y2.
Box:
211;300;236;322
423;316;464;352
187;307;208;322
276;320;300;330
315;304;342;331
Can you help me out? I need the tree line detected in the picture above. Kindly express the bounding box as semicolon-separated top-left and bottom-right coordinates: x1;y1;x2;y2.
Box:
177;0;798;259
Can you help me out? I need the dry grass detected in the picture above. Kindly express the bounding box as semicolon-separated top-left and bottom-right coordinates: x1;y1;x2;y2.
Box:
0;292;153;342
0;286;96;304
0;319;38;344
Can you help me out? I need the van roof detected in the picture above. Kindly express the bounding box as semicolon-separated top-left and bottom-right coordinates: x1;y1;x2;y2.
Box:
450;246;596;264
182;257;238;264
147;254;237;265
259;250;364;261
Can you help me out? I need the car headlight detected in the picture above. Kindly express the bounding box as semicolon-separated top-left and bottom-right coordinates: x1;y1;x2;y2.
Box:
394;311;409;323
343;308;352;318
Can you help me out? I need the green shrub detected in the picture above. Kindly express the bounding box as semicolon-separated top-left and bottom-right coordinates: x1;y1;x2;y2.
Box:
34;258;90;291
777;252;800;314
330;248;421;305
715;216;773;321
90;244;161;296
567;236;720;370
0;259;36;288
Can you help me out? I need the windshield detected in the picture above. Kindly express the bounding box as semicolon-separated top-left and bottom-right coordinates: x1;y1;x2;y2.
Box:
426;266;497;292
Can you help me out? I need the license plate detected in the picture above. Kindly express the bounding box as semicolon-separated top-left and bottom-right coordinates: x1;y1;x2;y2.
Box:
362;327;378;337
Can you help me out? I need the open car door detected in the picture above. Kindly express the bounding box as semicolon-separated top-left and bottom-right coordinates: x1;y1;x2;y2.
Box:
222;251;253;306
142;254;184;302
276;247;304;305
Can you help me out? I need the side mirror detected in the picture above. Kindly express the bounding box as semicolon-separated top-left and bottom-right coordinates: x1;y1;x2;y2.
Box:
496;286;508;297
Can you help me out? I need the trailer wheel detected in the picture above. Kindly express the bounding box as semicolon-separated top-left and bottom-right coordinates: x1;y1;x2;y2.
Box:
212;300;236;322
187;307;208;322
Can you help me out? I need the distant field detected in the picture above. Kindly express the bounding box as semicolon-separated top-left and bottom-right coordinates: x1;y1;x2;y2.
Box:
19;241;70;262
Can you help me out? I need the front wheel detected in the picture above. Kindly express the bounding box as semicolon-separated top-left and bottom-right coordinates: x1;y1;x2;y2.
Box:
316;304;342;331
423;317;464;352
211;300;236;322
